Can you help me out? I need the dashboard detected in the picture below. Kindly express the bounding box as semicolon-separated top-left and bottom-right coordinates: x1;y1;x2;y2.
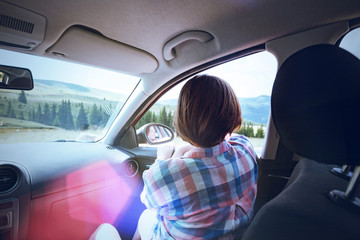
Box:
0;142;149;240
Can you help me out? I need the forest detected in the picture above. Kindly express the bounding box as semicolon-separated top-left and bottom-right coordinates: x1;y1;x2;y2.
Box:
0;90;113;131
1;90;265;139
136;106;265;138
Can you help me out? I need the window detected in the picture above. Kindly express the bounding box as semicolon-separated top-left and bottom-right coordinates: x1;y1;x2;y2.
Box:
137;51;278;155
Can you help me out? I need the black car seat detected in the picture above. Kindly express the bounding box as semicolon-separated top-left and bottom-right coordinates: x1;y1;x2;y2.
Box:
242;44;360;240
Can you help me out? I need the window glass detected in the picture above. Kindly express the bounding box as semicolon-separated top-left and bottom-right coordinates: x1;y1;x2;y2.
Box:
136;51;277;155
0;49;139;143
340;27;360;59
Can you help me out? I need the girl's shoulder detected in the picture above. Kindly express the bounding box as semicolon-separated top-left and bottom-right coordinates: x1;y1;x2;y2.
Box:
228;134;252;146
228;134;257;162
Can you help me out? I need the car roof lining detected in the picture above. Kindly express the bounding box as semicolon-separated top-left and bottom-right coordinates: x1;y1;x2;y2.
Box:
2;1;360;84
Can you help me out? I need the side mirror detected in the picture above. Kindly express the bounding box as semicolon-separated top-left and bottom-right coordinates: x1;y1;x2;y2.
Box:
0;65;34;90
137;123;175;145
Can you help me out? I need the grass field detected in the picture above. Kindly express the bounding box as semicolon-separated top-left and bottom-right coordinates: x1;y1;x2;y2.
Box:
0;116;105;143
248;137;265;156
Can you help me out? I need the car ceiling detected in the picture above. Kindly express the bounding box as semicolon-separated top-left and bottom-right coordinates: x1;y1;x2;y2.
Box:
2;0;360;94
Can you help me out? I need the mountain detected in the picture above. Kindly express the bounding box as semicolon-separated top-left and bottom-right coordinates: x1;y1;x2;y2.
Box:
33;79;127;102
36;79;90;93
31;80;270;124
239;95;270;124
157;99;178;106
158;95;270;125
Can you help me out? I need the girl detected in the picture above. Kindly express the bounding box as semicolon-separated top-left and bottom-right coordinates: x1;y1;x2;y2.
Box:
136;74;258;240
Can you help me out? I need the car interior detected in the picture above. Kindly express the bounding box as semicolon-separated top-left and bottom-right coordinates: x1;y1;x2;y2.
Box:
0;0;360;239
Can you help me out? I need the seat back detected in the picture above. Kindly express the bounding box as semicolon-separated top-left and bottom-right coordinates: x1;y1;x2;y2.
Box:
242;44;360;240
271;44;360;166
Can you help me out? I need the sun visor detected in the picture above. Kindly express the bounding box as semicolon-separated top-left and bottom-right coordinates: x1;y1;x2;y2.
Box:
47;27;158;74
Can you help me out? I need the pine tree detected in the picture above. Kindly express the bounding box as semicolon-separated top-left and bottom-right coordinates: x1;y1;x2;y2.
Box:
18;90;27;104
136;117;144;129
35;104;43;123
99;106;107;126
9;109;16;118
43;103;51;125
50;103;57;125
136;110;155;129
144;111;152;124
58;100;67;128
101;103;113;125
5;100;16;118
58;100;74;130
255;125;265;138
167;111;173;128
52;116;60;127
65;100;74;130
237;122;246;135
89;104;101;126
159;107;168;126
19;111;25;120
152;111;157;123
28;110;33;121
76;103;89;130
30;109;36;121
246;123;255;137
6;101;12;117
237;122;255;138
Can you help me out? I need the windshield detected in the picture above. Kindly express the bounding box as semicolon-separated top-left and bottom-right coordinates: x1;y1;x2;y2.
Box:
0;49;139;143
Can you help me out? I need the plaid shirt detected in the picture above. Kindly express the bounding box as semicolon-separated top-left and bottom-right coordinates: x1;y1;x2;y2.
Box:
141;135;258;239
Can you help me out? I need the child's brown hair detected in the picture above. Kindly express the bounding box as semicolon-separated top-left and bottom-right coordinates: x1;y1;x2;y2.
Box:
174;74;242;148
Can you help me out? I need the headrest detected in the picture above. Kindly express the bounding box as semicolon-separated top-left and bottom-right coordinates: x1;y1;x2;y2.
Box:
271;44;360;165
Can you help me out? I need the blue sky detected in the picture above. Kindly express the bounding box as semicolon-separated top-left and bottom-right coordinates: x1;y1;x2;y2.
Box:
204;51;277;97
162;51;278;99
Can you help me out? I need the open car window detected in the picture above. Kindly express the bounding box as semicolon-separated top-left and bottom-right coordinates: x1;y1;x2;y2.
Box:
136;51;278;155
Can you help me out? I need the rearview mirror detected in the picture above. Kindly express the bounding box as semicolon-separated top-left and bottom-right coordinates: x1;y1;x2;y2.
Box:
137;123;175;145
0;65;34;90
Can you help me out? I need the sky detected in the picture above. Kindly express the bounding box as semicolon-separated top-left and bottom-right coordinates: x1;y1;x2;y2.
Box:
0;49;278;99
161;51;278;99
204;52;277;97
